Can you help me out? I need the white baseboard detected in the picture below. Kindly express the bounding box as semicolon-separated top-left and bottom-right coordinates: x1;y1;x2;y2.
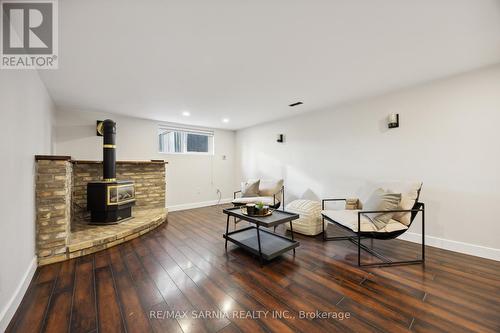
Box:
0;256;37;332
168;198;233;212
398;232;500;261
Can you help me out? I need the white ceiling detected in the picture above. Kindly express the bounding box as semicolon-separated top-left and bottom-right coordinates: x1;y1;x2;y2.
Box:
40;0;500;130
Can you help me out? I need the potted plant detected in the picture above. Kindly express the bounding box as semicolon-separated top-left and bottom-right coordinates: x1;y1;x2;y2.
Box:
255;202;269;215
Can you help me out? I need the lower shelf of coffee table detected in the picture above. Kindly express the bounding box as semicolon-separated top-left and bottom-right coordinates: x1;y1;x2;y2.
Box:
224;226;299;260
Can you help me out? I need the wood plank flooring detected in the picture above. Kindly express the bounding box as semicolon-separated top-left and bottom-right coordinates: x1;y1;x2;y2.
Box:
7;204;500;333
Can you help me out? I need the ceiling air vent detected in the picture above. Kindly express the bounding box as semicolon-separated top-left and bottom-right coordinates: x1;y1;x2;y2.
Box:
288;101;303;107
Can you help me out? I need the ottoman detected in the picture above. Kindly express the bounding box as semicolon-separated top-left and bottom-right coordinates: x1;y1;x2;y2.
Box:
284;199;323;236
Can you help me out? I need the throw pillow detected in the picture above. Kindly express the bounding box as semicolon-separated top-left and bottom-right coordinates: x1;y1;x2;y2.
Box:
387;182;422;226
241;180;260;197
362;189;401;230
345;198;360;210
258;179;284;197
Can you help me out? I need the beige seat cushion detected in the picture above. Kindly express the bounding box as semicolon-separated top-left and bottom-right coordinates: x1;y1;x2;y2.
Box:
232;196;279;206
322;209;408;233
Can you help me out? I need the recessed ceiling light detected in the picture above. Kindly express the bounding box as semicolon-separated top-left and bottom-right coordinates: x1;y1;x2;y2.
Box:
182;111;191;117
289;101;303;107
222;118;229;123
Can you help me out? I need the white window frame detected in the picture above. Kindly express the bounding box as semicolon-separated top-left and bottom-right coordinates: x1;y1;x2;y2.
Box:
158;124;215;155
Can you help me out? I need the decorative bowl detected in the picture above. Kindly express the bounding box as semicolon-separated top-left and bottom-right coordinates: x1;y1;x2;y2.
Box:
240;207;273;217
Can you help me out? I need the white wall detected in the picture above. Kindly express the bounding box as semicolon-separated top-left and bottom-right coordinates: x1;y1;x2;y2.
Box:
0;71;54;331
236;65;500;259
54;110;236;209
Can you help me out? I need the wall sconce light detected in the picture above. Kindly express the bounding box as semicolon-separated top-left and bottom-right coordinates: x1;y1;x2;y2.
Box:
277;134;284;143
388;113;399;129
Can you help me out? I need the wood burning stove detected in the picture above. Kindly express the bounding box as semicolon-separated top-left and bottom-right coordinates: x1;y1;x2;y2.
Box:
87;119;135;224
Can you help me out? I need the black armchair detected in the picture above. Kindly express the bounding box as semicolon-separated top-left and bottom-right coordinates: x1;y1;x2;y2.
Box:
322;198;425;267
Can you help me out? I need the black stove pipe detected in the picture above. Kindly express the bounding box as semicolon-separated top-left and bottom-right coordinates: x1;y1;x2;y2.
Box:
102;119;116;182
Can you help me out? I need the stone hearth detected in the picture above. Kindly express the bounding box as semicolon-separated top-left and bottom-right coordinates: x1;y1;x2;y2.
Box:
35;156;167;266
68;208;166;258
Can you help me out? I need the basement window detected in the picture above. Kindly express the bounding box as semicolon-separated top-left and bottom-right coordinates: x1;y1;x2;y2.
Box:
158;125;214;155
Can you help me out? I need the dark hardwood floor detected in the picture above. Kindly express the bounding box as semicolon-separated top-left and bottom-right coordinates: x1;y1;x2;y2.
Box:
7;204;500;333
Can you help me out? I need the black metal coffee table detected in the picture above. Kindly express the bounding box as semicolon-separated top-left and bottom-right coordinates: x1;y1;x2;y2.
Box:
223;207;300;264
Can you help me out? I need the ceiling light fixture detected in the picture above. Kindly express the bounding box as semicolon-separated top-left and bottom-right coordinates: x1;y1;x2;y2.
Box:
182;111;191;117
222;118;229;123
289;101;303;107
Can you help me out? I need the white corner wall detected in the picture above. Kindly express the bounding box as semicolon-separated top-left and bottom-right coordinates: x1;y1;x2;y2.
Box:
54;110;236;209
0;71;55;331
236;65;500;260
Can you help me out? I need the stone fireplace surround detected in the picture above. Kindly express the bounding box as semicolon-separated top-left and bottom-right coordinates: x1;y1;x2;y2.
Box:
35;156;167;266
